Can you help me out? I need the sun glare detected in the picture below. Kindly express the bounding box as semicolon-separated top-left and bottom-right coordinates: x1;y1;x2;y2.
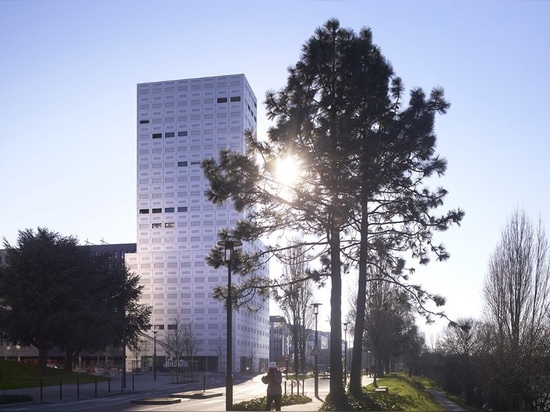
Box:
275;156;301;188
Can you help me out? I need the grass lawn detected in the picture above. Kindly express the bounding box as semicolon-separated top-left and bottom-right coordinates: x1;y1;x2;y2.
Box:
361;373;444;411
0;360;109;390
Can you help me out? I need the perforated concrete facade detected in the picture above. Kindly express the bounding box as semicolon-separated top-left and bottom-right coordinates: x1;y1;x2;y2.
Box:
125;74;270;373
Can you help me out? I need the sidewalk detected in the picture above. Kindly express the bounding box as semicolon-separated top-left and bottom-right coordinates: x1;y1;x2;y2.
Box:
427;390;465;411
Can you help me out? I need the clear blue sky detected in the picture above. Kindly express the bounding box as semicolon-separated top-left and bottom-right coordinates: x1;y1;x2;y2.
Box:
1;0;549;339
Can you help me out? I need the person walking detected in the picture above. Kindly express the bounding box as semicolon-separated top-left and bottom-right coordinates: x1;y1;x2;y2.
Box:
262;361;282;411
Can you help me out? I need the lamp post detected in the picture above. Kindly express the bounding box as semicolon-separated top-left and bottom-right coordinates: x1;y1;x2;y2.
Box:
153;331;157;381
312;303;322;398
294;315;301;380
217;239;242;412
343;322;348;387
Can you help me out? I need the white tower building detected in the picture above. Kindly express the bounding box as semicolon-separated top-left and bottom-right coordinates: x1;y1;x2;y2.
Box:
125;74;270;374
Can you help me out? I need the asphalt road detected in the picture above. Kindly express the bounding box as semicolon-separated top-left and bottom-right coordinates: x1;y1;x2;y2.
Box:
0;372;328;412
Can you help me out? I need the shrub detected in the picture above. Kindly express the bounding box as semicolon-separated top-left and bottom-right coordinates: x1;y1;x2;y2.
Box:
0;394;34;405
233;394;311;410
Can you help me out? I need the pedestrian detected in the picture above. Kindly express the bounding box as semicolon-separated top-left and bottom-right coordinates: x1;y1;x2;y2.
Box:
262;361;282;411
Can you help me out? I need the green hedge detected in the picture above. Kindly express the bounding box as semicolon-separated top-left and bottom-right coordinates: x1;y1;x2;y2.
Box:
0;394;34;405
233;394;312;410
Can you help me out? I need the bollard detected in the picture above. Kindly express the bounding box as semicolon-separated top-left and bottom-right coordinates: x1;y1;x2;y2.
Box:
59;378;62;400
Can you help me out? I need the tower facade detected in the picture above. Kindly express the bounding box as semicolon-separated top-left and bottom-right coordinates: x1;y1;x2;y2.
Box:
125;74;270;373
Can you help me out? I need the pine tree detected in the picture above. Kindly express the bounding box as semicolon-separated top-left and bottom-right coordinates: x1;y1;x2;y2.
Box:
202;19;463;403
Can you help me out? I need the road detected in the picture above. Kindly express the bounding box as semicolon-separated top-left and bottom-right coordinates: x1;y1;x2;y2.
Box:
0;373;327;412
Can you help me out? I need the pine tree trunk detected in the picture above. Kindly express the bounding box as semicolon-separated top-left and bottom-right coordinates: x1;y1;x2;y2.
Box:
329;230;345;401
349;207;369;395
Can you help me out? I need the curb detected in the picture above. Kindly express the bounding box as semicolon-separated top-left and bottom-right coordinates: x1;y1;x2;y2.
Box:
171;391;223;399
130;397;181;405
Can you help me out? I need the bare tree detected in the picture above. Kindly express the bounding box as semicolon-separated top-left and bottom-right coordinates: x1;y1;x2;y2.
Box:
437;318;482;405
165;320;202;379
181;322;202;360
484;210;550;349
481;209;550;410
363;271;417;384
438;318;480;357
130;338;150;372
272;240;315;378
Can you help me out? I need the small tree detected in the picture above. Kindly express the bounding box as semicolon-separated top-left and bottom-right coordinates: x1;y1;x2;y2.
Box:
130;338;150;372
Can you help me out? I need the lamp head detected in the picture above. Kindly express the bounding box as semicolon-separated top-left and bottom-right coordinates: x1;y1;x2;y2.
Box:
217;240;242;261
311;302;322;315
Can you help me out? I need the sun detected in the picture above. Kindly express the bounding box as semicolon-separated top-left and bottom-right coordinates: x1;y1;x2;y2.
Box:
275;156;301;188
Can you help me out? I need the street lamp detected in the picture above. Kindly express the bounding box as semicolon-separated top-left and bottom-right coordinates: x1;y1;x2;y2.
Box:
343;323;348;386
153;331;157;381
217;239;242;412
312;303;322;398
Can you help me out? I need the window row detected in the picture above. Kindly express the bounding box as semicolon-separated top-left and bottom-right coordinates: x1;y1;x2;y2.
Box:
139;207;188;214
152;222;175;229
146;131;188;138
216;96;241;103
138;96;241;111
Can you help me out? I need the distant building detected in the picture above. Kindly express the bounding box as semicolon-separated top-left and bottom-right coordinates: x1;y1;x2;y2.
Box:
125;74;270;373
269;315;290;365
83;242;136;259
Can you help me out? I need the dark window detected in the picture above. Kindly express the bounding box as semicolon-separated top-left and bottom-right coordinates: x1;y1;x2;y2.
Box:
178;131;188;137
152;223;162;228
152;208;162;213
190;161;200;165
177;206;188;212
165;132;175;138
217;97;227;103
165;222;175;228
230;96;241;102
139;209;149;214
178;161;188;167
167;324;177;330
152;133;162;139
140;120;150;124
165;207;175;213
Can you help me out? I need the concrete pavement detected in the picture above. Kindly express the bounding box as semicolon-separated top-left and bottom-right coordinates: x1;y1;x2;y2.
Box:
427;389;465;411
